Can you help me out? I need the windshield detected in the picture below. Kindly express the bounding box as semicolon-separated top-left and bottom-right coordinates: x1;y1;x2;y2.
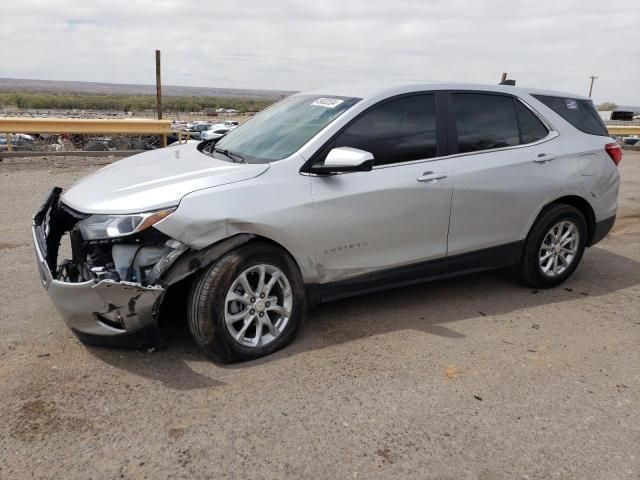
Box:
211;95;360;163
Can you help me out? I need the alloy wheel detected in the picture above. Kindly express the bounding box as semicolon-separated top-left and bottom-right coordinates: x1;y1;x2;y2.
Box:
224;264;293;348
538;220;580;277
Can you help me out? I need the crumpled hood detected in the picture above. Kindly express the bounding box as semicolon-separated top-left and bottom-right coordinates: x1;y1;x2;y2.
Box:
62;144;269;214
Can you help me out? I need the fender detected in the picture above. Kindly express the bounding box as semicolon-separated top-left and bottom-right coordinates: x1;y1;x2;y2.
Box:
520;192;598;245
158;233;256;286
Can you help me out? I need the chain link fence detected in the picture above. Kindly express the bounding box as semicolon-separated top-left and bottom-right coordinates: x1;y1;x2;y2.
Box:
0;133;170;153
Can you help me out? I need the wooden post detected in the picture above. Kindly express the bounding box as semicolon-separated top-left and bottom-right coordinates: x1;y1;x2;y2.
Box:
155;50;166;147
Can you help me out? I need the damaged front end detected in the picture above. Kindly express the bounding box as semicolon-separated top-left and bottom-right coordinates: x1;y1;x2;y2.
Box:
32;187;187;348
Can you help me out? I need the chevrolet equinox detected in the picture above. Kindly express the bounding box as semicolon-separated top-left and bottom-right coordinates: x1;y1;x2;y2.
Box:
32;83;621;362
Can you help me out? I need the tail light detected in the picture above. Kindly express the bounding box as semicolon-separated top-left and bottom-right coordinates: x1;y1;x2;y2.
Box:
605;143;622;166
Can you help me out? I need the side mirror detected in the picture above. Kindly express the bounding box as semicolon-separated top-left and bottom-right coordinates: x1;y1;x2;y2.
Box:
310;147;374;174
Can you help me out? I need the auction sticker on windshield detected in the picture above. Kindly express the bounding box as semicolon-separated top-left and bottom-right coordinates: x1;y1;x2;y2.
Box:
311;98;345;108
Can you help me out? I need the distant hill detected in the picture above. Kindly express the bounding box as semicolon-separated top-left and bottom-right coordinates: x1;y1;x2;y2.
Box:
0;78;294;100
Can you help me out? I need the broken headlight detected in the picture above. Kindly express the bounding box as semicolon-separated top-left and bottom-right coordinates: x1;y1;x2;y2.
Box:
77;207;176;240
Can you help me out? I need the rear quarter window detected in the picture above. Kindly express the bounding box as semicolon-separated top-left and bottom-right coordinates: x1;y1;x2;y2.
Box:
532;94;608;136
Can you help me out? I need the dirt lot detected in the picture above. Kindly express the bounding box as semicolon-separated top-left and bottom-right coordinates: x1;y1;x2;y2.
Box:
1;152;639;479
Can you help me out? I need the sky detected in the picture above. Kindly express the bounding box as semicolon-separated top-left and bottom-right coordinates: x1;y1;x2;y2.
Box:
1;0;639;105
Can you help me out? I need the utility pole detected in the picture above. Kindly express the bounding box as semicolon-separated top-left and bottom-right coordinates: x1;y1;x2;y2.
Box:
588;75;598;98
155;50;166;147
155;50;162;120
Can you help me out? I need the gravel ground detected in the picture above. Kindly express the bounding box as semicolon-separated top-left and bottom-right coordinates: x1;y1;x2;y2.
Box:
1;152;639;480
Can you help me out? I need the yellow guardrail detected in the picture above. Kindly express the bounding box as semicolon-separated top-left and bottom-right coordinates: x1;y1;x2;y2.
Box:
0;117;171;134
607;125;640;136
0;117;636;153
0;117;173;152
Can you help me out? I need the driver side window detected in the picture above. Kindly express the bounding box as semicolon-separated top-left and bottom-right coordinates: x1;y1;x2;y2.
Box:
333;94;437;166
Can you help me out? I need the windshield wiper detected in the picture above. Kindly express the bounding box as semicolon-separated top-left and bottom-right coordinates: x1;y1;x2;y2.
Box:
214;147;246;164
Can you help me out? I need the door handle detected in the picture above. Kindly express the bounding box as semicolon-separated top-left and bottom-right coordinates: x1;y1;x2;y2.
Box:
533;153;557;163
417;171;448;183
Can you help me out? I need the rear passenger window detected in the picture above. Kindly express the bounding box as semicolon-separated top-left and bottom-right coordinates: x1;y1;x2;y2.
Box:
334;94;437;165
515;101;549;144
532;94;608;136
452;94;519;153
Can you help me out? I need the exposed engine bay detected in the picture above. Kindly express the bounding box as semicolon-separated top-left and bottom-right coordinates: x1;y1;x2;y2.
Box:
41;191;175;289
32;187;252;345
32;187;184;340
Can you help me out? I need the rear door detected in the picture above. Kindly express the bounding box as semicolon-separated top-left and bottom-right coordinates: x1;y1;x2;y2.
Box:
309;93;453;285
445;92;567;267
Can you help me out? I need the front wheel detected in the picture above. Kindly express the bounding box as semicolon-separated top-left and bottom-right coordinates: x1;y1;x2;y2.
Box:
188;243;306;363
517;204;587;288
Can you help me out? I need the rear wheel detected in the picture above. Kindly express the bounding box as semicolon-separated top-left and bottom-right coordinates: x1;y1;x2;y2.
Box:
187;243;306;363
517;204;587;288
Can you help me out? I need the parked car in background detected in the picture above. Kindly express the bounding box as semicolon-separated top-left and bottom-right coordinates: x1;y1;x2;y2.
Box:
0;133;35;151
185;122;212;140
200;126;231;141
171;121;188;131
32;83;620;363
611;110;635;121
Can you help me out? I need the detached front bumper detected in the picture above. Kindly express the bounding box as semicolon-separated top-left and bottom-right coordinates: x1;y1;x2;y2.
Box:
32;188;165;348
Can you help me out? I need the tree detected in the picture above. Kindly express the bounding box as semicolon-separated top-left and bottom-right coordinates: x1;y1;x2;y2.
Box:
0;91;275;113
597;102;617;111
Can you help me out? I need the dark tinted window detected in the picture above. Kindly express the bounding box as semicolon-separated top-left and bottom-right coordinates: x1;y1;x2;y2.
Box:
515;101;548;144
452;94;519;153
532;95;608;136
334;94;437;165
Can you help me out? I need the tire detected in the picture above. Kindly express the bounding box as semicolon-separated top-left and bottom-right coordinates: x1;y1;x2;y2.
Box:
187;242;306;363
517;204;587;288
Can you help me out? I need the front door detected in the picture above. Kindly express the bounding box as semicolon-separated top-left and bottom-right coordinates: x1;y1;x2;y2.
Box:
309;93;452;285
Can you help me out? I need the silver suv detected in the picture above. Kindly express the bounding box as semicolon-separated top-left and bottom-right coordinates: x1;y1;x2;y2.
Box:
32;83;621;362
